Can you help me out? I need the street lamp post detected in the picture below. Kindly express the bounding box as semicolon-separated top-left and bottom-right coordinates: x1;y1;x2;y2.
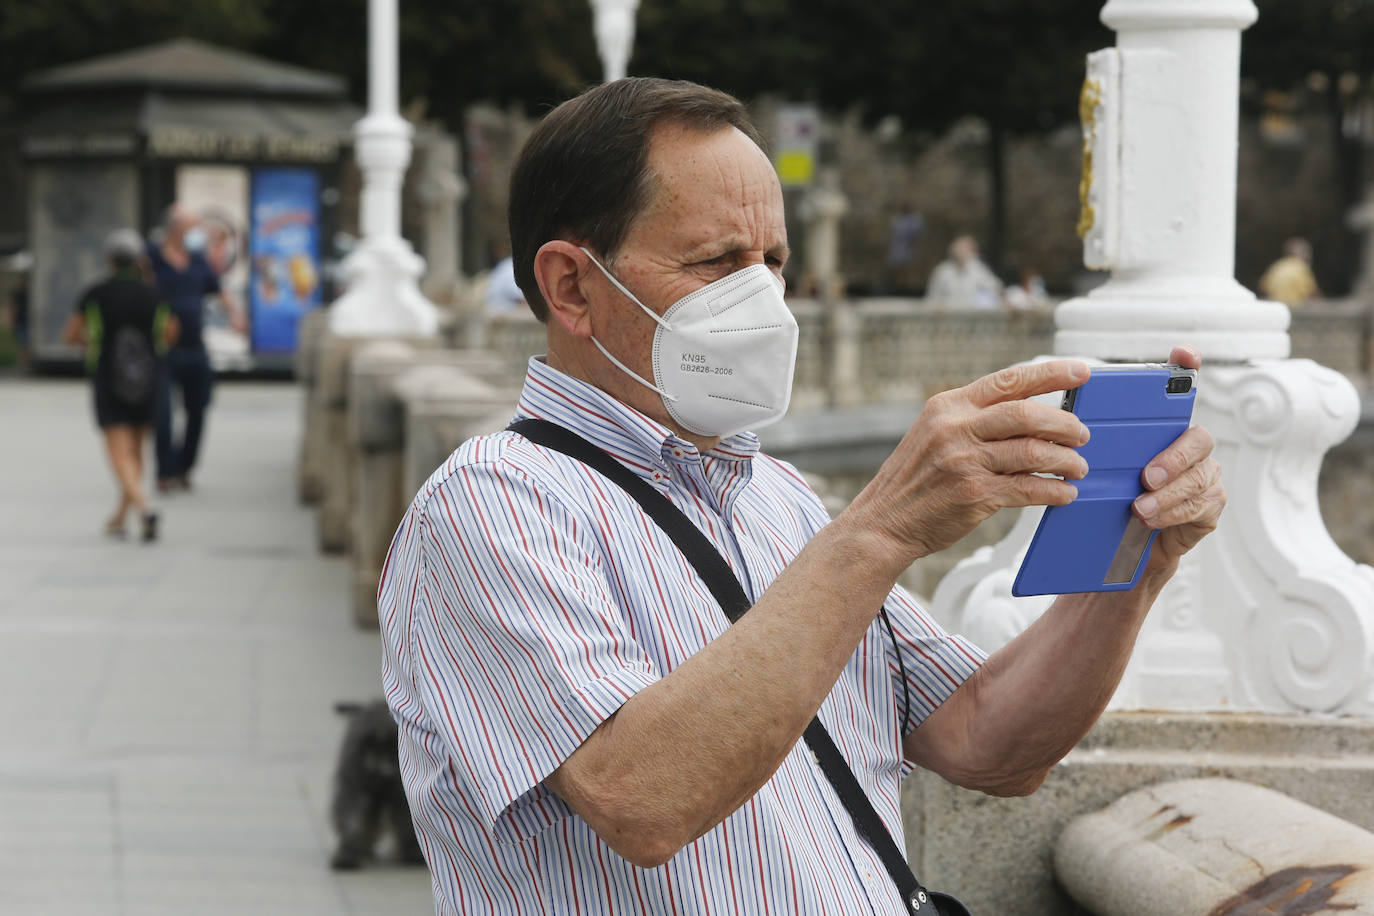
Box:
934;0;1374;717
590;0;640;83
329;0;439;337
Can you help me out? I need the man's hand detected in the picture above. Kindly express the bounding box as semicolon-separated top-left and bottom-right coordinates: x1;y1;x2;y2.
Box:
1132;345;1226;574
222;292;249;335
851;359;1092;563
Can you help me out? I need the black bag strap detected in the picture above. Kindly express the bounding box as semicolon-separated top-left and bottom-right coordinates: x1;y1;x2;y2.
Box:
507;418;967;916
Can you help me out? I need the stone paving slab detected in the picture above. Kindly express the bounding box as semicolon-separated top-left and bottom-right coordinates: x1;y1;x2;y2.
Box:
0;378;433;915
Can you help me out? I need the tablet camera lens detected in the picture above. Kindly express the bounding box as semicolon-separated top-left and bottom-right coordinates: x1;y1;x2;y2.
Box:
1167;377;1192;394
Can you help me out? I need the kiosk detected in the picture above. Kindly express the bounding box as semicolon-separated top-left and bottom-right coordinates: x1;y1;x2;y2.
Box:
20;38;358;371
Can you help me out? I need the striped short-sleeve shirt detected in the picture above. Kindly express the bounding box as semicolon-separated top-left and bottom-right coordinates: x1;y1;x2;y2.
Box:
379;357;985;915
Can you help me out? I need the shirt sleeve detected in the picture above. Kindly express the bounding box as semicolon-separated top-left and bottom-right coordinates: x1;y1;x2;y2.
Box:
879;584;987;778
760;454;987;750
408;457;661;844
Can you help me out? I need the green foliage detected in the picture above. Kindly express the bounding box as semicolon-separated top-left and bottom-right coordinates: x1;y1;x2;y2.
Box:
0;0;270;98
1245;0;1374;89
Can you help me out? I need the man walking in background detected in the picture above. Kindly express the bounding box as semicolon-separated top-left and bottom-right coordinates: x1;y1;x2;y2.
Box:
147;204;247;492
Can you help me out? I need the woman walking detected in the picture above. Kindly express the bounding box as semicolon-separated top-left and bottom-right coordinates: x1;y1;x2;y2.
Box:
62;229;176;541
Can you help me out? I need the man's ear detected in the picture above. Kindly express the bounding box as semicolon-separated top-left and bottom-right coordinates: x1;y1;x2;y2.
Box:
533;241;594;339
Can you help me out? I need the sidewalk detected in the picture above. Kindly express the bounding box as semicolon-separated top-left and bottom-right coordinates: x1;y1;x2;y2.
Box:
0;378;433;915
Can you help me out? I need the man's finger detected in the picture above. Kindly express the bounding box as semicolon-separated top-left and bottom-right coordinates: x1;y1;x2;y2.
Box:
1135;457;1222;526
1169;345;1202;370
999;474;1079;509
968;399;1090;446
1140;425;1215;491
964;360;1091;409
981;439;1089;480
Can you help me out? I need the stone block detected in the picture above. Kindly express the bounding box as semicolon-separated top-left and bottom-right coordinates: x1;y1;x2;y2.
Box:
345;344;515;627
313;333;437;554
395;365;518;501
294;309;333;505
1056;777;1374;915
901;711;1374;915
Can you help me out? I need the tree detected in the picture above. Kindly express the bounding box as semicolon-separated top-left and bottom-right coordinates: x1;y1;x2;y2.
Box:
1243;0;1374;292
630;0;1111;272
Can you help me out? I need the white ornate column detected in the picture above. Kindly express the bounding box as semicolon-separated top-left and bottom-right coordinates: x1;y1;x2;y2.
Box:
932;0;1374;715
590;0;640;83
329;0;440;337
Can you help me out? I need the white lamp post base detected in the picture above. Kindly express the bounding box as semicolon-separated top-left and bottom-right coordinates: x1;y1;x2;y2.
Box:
329;236;439;338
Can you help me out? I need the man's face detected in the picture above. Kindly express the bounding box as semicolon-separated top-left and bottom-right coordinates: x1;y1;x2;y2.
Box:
581;124;789;437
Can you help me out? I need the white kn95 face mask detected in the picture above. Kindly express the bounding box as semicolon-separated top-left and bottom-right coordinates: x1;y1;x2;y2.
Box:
580;247;799;439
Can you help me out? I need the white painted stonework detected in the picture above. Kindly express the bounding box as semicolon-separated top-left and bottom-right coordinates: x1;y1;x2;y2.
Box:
1057;0;1289;362
330;0;440;338
933;0;1374;715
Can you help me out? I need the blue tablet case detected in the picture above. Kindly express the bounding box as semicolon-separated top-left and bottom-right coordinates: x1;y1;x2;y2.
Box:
1011;365;1197;597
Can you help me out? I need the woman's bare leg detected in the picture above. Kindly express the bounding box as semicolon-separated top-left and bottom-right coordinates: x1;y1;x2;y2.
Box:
104;426;149;520
101;426;132;532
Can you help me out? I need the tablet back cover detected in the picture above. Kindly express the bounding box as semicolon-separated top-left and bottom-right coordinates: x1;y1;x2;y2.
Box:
1011;367;1196;597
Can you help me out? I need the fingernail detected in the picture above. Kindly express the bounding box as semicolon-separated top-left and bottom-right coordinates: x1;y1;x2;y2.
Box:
1071;362;1091;381
1135;494;1158;519
1144;466;1167;489
1078;423;1091;445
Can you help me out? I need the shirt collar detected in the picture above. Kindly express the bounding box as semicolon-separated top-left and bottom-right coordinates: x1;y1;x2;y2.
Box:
514;357;759;492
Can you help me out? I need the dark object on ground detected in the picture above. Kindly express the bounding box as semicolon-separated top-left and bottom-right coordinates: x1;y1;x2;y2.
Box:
329;699;425;870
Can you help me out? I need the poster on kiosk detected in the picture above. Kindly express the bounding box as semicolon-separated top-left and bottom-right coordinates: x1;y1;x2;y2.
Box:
248;167;322;354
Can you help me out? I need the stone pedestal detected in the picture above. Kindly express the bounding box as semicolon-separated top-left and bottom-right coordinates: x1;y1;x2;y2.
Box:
295;308;332;505
348;339;422;627
901;711;1374;915
314;332;436;554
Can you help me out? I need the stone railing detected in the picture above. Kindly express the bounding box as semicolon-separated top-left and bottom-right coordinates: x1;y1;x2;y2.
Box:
459;297;1373;407
1056;778;1374;914
903;710;1374;914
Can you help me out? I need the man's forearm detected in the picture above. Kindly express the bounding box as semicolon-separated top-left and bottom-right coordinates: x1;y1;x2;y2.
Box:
903;566;1171;795
546;517;909;868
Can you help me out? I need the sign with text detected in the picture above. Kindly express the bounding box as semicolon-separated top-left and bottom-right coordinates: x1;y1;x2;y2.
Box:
774;104;821;187
248;167;321;354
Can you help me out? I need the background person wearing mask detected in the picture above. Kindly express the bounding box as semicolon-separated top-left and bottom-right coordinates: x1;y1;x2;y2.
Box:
926;234;1004;309
146;204;247;493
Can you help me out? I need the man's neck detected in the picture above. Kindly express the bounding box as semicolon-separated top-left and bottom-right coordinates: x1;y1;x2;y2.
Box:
543;348;723;455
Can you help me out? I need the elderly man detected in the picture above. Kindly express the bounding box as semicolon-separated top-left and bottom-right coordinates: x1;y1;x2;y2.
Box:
378;79;1224;915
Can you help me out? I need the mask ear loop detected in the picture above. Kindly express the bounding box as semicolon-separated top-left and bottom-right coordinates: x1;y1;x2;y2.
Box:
578;247;679;403
590;337;679;403
579;246;673;331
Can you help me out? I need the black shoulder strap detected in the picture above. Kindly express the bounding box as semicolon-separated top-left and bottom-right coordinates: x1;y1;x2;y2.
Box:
507;418;963;916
